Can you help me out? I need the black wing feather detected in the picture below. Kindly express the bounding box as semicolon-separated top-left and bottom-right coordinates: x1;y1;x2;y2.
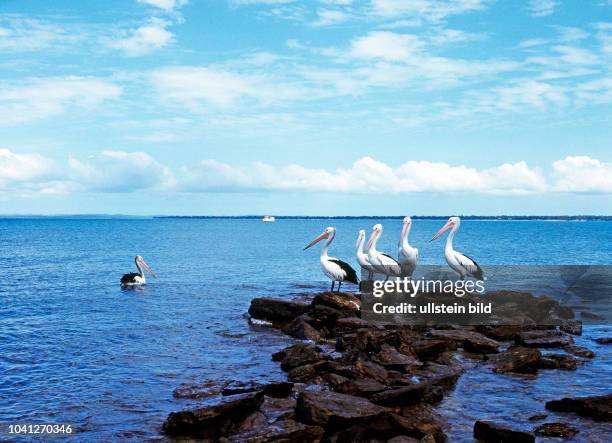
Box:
121;273;139;284
461;254;484;280
329;259;359;284
381;253;401;266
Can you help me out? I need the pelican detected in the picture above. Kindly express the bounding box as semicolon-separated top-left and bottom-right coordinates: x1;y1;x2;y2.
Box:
355;229;376;280
366;224;402;280
304;227;358;292
121;255;156;286
430;216;484;280
398;216;418;278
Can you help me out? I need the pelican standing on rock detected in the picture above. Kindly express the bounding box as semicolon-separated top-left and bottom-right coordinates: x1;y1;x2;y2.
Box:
430;216;484;281
398;216;418;278
355;229;376;280
121;255;156;286
367;224;402;280
304;227;358;292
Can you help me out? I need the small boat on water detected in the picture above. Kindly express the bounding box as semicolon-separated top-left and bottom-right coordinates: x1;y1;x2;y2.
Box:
262;216;276;222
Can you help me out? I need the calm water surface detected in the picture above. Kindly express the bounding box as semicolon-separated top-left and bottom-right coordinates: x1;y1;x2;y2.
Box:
0;218;610;441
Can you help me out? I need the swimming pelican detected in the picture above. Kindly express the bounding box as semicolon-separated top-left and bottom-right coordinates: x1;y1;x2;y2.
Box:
430;216;483;280
356;229;376;280
398;216;418;278
121;255;156;286
304;227;358;292
366;224;402;280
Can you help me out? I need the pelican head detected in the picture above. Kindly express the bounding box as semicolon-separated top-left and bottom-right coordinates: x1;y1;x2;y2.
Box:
366;223;383;250
430;216;460;242
400;216;413;243
304;226;336;250
356;229;366;248
135;255;157;277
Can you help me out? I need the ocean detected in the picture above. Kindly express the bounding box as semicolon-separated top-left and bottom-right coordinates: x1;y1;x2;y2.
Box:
0;218;610;441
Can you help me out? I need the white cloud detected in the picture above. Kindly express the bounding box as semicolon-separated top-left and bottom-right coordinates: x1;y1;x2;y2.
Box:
138;0;188;11
0;76;121;125
0;17;76;51
350;31;424;60
0;149;59;192
68;151;173;192
371;0;491;21
107;18;174;56
528;0;557;17
552;156;612;192
312;9;350;26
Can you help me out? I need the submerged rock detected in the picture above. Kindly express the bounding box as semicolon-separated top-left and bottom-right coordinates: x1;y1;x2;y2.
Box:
515;330;573;348
473;420;535;443
228;418;324;442
563;345;595;358
249;298;310;324
492;346;541;373
172;381;227;399
534;422;579;438
429;329;499;354
595;337;612;344
545;394;612;421
276;343;325;371
537;353;582;370
560;319;582;336
370;382;443;406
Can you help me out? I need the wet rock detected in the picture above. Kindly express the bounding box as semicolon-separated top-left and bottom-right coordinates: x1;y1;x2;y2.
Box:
545;394;612;421
249;298;310;324
386;436;420;443
537;354;581;370
352;356;389;383
534;422;579;438
491;346;542;373
580;311;605;320
334;317;369;333
560;319;582;336
473;420;535;443
288;361;327;383
163;391;264;438
228;418;324;442
370;382;443;406
260;396;297;422
528;413;548;421
334;377;387;398
481;325;526;341
563;345;595;358
278;343;324;371
412;363;463;390
412;339;452;360
515;330;573;348
372;344;423;370
295;390;385;429
312;292;361;318
429;329;499;354
172;381;227;399
283;315;322;342
595;337;612;344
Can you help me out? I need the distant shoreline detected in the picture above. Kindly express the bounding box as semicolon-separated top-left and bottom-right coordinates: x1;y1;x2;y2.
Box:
0;215;611;221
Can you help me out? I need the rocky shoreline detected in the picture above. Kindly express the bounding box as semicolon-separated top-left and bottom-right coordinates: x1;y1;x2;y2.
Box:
161;291;611;442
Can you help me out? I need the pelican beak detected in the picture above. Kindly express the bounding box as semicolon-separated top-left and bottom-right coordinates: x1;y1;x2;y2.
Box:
304;231;329;250
400;222;409;240
140;259;157;278
366;230;378;250
355;233;363;248
430;220;453;242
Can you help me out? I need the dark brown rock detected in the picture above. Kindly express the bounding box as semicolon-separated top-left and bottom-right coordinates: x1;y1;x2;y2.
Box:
172;381;227;399
537;354;581;370
283;315;322;341
370;382;442;406
595;337;612;344
260;396;297;422
412;363;463;390
534;422;579;438
279;343;324;371
334;378;387;398
545;394;612;421
334;317;369;333
228;418;324;442
429;329;499;354
563;345;595;358
372;344;423;370
528;413;548;421
163;391;264;438
288;361;327;383
560;319;582;336
473;420;535;443
581;311;605;320
515;330;573;348
352;356;389;383
492;346;542;373
249;297;310;324
312;292;361;317
295;390;385;429
412;339;452;360
481;325;526;341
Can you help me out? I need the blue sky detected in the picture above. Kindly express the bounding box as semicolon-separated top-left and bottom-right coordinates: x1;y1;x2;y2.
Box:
0;0;611;215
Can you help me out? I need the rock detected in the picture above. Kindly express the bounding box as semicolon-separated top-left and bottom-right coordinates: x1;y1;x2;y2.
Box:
222;380;263;396
387;436;420;443
537;354;581;370
528;413;548;421
261;381;294;398
492;346;542;373
228;418;324;442
545;394;612;421
295;390;385;429
370;382;443;406
163;391;264;438
595;337;612;344
473;420;535;443
560;320;582;336
429;329;499;354
260;396;297;422
412;363;462;390
334;317;369;333
534;422;579;438
372;344;423;370
312;292;361;317
412;339;452;360
352;356;389;383
172;381;227;399
278;343;324;371
283;315;322;341
580;311;605;320
515;330;573;348
481;325;525;341
249;298;310;324
563;345;595;358
288;361;327;383
334;378;388;398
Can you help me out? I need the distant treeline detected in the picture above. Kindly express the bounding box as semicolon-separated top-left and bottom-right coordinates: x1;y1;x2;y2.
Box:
154;215;612;221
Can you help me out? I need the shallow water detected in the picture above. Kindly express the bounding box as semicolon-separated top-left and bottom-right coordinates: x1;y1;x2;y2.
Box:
0;218;610;441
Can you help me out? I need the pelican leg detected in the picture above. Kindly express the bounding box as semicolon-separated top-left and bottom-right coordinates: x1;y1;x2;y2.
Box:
330;281;335;292
337;281;342;293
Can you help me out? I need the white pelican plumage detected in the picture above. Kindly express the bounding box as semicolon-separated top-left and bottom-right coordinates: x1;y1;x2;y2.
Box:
398;216;418;278
304;227;358;292
121;255;156;286
430;216;484;281
366;224;402;280
355;229;376;280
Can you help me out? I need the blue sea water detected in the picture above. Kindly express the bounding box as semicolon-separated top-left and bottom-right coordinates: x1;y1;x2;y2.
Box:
0;218;610;441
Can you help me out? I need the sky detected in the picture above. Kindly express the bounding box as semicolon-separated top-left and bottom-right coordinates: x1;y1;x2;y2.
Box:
0;0;611;215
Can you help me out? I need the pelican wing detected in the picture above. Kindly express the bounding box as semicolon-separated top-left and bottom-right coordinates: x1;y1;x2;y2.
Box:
121;272;139;284
457;253;484;280
381;253;400;266
329;259;359;284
